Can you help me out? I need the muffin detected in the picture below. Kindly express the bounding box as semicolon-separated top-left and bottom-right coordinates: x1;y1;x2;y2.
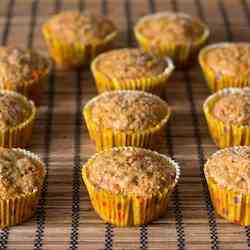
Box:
0;148;46;228
134;12;209;67
42;11;118;68
91;48;174;95
83;90;171;151
0;47;51;103
199;43;250;92
204;146;250;226
203;87;250;148
82;147;180;226
0;90;36;148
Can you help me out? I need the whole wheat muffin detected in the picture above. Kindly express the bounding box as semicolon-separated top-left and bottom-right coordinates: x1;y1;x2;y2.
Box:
212;88;250;125
0;148;45;199
136;12;204;45
82;147;179;226
84;90;171;150
0;92;32;130
93;48;168;81
42;11;117;67
86;147;176;196
0;148;45;228
44;11;116;45
134;12;209;67
205;146;250;193
0;47;50;103
204;43;250;77
92;48;174;94
0;47;48;87
204;146;250;225
89;91;169;131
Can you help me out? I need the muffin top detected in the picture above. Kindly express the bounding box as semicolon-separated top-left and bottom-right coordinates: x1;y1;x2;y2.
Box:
204;43;250;76
212;89;250;125
0;92;32;130
94;48;168;81
205;147;250;193
136;12;205;45
0;47;49;87
88;91;169;131
44;11;116;45
0;148;45;199
86;148;176;196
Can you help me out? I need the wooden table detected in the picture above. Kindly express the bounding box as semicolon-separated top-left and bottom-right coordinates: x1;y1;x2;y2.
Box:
0;0;249;249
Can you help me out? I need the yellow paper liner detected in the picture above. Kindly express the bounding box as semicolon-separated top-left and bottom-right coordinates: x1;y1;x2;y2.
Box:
91;53;175;96
0;91;36;148
42;23;118;68
204;146;250;226
199;43;250;93
134;12;210;67
0;53;51;104
203;87;250;148
0;148;46;228
82;147;180;226
83;90;171;152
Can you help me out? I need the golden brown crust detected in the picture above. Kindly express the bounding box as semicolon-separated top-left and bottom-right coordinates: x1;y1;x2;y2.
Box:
0;93;32;130
95;48;167;81
205;43;250;77
44;11;116;45
89;91;169;131
136;12;204;45
0;47;48;87
205;147;250;193
212;89;250;125
0;148;45;199
86;148;176;196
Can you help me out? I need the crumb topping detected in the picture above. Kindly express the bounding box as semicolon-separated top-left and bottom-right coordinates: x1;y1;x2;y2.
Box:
0;47;48;87
44;11;116;44
212;90;250;125
90;91;168;131
86;148;176;196
205;147;250;193
0;93;32;130
0;148;45;199
136;12;204;45
95;48;167;81
205;44;250;76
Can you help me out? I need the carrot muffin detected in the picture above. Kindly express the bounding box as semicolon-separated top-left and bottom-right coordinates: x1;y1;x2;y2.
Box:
42;11;117;67
0;91;36;148
91;48;174;95
0;47;51;103
0;148;45;228
83;90;171;151
204;146;250;225
82;147;180;226
203;87;250;148
134;12;209;67
212;90;250;125
199;43;250;92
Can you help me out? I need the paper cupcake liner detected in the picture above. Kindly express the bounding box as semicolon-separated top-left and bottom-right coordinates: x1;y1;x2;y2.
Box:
134;12;210;67
0;91;36;148
204;146;250;226
203;87;250;148
82;146;180;226
199;43;250;92
42;24;118;68
91;54;175;96
0;54;51;105
83;90;171;151
0;148;46;228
